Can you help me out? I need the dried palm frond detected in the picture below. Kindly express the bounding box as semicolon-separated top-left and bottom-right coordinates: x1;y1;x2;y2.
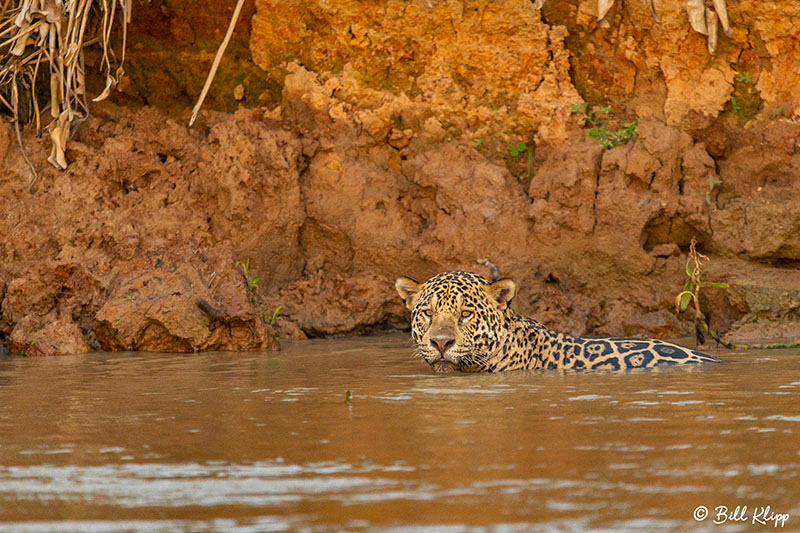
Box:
1;0;130;173
686;0;733;55
528;0;732;51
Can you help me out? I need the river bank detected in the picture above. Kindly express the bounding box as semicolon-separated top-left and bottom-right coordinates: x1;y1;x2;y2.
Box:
1;0;799;355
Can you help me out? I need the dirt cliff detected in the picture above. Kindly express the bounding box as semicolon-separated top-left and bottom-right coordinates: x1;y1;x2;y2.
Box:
1;0;799;355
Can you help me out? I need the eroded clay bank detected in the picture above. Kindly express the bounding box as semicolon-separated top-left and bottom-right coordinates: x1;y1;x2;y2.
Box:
1;0;799;355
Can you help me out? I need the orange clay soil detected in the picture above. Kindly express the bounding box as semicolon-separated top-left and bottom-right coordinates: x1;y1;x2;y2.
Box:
1;0;799;355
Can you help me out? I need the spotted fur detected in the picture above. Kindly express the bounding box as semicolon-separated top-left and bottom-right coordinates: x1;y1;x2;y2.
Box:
395;271;720;373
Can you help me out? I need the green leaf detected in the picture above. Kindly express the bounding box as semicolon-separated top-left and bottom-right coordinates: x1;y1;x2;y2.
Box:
679;292;693;311
345;390;352;402
269;305;283;325
706;282;730;289
570;102;588;113
473;139;483;148
509;142;528;157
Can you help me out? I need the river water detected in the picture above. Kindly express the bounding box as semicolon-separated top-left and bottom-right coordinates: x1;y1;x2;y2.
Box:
0;333;798;532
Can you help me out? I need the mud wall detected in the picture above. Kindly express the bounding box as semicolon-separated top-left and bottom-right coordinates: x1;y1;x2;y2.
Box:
1;0;800;355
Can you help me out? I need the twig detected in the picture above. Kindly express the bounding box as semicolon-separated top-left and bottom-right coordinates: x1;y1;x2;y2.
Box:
189;0;245;127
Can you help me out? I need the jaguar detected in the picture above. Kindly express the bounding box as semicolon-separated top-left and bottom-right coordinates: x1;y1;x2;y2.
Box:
395;270;720;373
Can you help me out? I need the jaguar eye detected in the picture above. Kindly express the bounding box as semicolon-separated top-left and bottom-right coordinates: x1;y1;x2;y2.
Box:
423;309;433;317
461;310;473;319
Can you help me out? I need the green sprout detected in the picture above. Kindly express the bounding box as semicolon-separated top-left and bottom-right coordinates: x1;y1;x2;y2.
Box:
269;305;283;326
705;174;722;204
508;141;533;181
236;258;260;302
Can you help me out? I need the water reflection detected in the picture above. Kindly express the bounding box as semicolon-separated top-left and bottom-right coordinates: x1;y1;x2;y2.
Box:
0;334;798;531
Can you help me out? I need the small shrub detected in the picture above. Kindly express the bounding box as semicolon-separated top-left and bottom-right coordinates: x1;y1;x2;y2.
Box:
571;103;639;149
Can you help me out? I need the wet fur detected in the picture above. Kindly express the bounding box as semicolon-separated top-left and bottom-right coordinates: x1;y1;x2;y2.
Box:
396;271;720;373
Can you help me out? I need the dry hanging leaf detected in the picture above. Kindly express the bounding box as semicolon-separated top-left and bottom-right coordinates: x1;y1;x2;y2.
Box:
706;8;718;55
49;66;60;118
64;42;79;65
711;0;733;36
598;0;615;22
43;0;62;24
533;0;545;9
75;64;85;96
14;0;35;27
11;20;33;55
686;0;707;35
92;75;115;102
37;20;50;46
47;110;70;169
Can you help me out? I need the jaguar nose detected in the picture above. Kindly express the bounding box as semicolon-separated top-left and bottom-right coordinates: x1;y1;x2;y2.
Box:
430;335;455;355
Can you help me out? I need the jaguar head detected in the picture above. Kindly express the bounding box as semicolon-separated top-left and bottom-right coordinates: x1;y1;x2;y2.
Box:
395;271;516;373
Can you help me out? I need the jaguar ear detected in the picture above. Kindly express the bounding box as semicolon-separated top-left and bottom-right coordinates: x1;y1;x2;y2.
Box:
487;278;516;310
395;276;421;310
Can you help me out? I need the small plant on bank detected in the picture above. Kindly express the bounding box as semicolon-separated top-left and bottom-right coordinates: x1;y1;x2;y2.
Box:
675;238;800;350
508;141;533;182
570;103;639;149
235;258;260;303
705;174;722;204
675;238;730;347
269;305;283;327
727;71;763;121
265;305;283;345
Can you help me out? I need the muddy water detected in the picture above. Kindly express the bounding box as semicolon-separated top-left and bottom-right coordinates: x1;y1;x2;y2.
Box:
0;334;798;532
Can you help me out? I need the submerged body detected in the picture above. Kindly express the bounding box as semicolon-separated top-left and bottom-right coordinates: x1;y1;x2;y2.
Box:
395;271;719;373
